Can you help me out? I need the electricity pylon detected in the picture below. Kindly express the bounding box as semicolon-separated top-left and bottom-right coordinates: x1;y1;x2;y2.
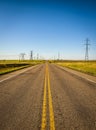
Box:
85;38;90;61
30;51;33;60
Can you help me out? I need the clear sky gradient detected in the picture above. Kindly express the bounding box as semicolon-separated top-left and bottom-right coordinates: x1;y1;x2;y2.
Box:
0;0;96;60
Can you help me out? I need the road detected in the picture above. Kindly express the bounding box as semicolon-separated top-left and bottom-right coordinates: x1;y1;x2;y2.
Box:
0;63;96;130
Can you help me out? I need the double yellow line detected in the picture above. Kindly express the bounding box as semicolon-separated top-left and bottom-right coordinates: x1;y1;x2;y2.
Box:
41;64;55;130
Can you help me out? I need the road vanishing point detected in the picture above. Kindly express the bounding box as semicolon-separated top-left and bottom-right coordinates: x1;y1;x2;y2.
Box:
0;63;96;130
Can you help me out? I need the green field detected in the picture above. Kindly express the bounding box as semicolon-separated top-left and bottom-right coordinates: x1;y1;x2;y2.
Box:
55;61;96;76
0;60;45;75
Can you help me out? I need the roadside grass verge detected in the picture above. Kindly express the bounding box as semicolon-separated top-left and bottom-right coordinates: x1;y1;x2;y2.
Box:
0;60;45;75
56;61;96;76
0;65;30;75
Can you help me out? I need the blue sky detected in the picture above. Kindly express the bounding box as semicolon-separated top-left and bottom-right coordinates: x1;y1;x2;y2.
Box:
0;0;96;60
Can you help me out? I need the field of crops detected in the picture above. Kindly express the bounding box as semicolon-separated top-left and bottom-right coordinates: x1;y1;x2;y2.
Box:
0;60;44;75
56;61;96;76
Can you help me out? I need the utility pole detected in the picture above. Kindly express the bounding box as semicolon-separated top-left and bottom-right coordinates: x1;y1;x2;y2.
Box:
84;38;90;61
30;51;33;60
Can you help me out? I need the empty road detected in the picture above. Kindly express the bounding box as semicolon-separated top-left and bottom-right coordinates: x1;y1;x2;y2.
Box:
0;63;96;130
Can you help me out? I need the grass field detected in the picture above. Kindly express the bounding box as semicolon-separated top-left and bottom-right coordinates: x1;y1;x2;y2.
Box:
0;60;45;75
55;61;96;76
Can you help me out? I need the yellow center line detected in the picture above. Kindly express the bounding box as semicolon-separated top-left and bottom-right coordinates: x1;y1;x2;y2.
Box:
47;65;55;130
41;64;55;130
41;67;47;130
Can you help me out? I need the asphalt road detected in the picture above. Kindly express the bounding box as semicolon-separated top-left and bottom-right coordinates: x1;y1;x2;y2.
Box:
0;63;96;130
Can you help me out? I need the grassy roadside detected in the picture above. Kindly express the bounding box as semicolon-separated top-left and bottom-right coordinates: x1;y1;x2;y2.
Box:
55;61;96;76
0;65;31;75
0;60;45;75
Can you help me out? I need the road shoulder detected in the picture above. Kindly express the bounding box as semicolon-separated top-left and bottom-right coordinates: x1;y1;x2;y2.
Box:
54;64;96;85
0;65;39;83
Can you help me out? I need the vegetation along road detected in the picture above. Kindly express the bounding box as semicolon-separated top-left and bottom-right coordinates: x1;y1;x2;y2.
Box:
0;63;96;130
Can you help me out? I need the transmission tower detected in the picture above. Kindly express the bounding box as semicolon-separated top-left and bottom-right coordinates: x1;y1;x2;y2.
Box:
20;53;26;61
30;51;33;60
85;38;90;61
58;52;60;60
37;53;39;60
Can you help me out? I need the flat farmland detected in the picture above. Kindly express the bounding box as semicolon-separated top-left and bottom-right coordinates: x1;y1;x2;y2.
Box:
0;60;44;75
